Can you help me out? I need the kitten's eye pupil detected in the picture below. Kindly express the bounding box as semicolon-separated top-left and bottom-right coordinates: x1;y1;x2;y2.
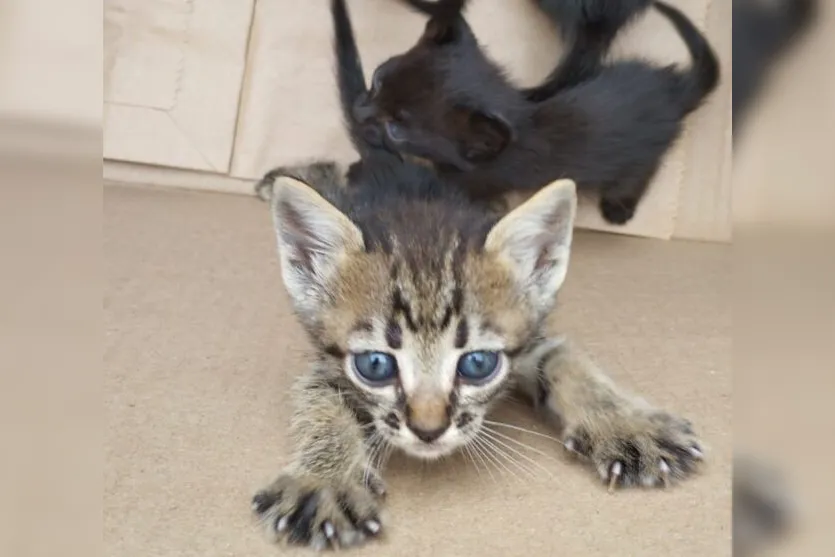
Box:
456;351;500;381
353;351;398;384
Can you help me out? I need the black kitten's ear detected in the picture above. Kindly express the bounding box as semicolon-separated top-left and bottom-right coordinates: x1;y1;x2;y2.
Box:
455;108;513;162
406;0;467;44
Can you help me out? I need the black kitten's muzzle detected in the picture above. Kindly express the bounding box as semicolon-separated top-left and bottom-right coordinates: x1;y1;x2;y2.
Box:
352;93;377;122
352;96;388;149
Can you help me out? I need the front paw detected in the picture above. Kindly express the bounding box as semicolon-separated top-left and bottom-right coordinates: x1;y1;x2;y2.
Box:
252;473;382;549
564;410;704;490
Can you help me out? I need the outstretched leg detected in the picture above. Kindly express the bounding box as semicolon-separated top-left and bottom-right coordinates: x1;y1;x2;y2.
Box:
252;373;386;549
514;337;704;489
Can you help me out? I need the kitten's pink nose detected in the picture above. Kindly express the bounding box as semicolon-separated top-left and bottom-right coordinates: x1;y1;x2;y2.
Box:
405;395;451;443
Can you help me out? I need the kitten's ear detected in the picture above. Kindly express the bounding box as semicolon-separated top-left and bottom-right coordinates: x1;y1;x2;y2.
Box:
485;179;577;308
458;108;513;162
414;0;467;44
271;176;364;314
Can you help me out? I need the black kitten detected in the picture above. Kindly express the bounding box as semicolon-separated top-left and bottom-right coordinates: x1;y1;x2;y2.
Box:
523;0;652;101
350;0;719;224
255;0;478;214
733;0;817;133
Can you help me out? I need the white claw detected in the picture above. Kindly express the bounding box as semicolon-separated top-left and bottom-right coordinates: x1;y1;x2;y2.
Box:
608;461;623;493
365;519;381;535
323;521;336;539
689;446;704;459
659;459;671;488
564;438;576;453
276;515;289;533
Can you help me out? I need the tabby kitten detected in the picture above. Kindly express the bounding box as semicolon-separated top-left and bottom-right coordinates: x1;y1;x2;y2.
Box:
253;173;704;549
250;1;704;549
254;171;704;549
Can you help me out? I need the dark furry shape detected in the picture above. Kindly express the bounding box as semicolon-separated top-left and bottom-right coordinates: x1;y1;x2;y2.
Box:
256;0;474;216
349;0;720;224
523;0;652;101
327;0;496;239
733;0;817;133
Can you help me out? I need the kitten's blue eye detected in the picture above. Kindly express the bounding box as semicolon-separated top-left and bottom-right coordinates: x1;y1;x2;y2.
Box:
456;351;501;382
385;121;407;142
352;352;398;384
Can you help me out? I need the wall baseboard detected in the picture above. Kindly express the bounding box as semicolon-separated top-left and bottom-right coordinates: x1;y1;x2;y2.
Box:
104;160;255;196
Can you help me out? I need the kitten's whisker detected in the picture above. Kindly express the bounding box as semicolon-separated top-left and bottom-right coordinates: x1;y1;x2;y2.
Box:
484;429;551;475
363;433;385;487
481;429;554;479
477;433;535;482
470;438;499;484
482;426;560;463
483;420;561;443
362;444;376;486
473;437;509;484
472;437;506;480
462;444;481;479
376;439;389;469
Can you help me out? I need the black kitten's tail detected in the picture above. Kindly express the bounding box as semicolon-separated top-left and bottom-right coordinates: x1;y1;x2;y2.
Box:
524;0;652;102
654;0;720;115
331;0;372;155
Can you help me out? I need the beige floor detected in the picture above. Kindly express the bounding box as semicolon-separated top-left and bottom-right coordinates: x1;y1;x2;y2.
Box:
104;185;732;557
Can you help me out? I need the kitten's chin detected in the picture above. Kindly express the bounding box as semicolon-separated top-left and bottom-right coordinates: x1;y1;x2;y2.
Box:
401;442;460;461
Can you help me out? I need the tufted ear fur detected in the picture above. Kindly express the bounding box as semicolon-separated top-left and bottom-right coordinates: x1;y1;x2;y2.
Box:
485;179;577;310
271;176;364;317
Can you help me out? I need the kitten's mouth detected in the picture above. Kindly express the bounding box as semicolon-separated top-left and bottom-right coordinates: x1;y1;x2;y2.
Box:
404;441;459;460
398;429;471;461
378;417;477;460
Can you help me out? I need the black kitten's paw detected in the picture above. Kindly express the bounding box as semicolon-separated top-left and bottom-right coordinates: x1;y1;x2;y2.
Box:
564;410;704;490
599;197;638;225
252;473;382;550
